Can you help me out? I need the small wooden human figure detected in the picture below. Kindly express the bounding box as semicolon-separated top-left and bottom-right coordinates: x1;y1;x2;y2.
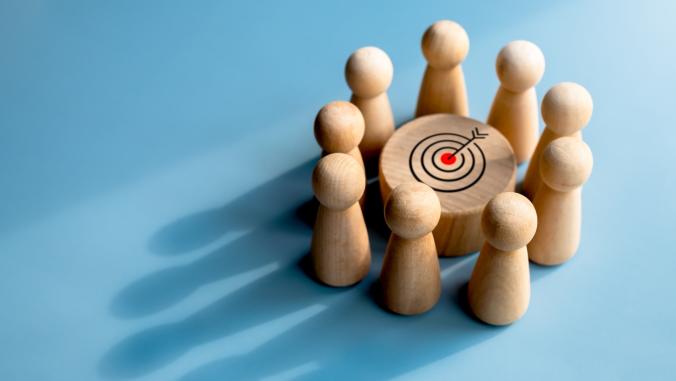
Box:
345;46;395;164
379;182;441;315
468;192;537;325
486;40;545;164
522;82;593;199
415;20;470;117
311;153;370;286
528;137;593;266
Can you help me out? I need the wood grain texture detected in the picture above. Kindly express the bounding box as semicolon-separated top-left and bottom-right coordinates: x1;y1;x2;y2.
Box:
345;46;395;163
415;20;469;117
380;182;441;315
528;137;593;265
311;153;370;286
487;87;538;163
314;100;367;205
380;234;441;315
468;243;530;325
468;192;536;325
380;114;516;256
350;92;394;162
416;65;468;117
486;40;544;164
523;82;593;199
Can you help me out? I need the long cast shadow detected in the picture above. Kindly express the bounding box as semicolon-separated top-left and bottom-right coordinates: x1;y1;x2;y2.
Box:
102;158;558;380
101;211;331;379
147;159;317;257
177;255;502;381
111;160;318;319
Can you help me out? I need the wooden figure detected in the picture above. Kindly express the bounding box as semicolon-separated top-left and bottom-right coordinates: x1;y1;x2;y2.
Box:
345;46;395;164
468;192;537;325
528;137;593;266
311;153;370;286
379;182;442;315
379;114;516;256
522;82;593;199
415;20;470;117
486;40;545;164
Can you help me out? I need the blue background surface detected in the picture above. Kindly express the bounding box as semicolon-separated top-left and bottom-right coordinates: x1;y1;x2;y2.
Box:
1;0;675;380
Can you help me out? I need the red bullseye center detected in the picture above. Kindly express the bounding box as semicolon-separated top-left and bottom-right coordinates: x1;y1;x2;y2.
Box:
440;152;457;165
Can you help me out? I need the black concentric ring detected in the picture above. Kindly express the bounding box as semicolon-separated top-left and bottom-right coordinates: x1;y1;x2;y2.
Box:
408;133;487;193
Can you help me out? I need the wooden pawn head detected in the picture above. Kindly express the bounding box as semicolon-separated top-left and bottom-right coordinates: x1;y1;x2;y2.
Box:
540;137;594;192
385;182;441;239
312;153;365;210
314;100;365;154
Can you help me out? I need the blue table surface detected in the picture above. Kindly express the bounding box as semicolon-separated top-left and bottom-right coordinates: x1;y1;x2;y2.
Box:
2;0;675;380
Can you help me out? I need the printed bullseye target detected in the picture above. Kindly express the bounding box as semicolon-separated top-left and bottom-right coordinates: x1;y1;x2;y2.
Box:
380;114;516;257
409;128;489;192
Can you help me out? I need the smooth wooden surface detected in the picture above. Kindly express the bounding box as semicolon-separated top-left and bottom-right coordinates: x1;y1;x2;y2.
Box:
415;20;469;117
468;243;530;325
379;182;441;315
528;137;593;265
314;100;365;166
314;100;367;204
345;46;395;163
311;153;370;286
523;82;593;199
380;114;516;256
381;234;441;315
486;40;545;164
468;192;536;325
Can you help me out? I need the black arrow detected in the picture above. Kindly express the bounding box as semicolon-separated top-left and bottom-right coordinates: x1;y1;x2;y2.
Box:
450;127;488;156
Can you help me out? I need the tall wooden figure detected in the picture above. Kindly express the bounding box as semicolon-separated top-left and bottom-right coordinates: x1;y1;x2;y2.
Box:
379;182;441;315
345;46;395;165
468;192;537;325
486;40;545;164
415;20;470;117
528;137;593;266
311;153;371;286
522;82;593;199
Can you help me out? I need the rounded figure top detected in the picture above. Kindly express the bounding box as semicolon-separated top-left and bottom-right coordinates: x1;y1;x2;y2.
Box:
540;137;594;192
312;153;365;210
345;46;393;98
495;40;545;93
314;101;365;153
481;192;537;252
385;182;441;240
541;82;594;135
421;20;469;70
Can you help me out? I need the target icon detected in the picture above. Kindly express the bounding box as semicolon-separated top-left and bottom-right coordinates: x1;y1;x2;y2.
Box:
408;127;489;193
380;114;516;256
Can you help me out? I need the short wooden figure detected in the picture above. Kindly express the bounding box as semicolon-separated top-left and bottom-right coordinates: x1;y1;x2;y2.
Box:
415;20;470;117
468;192;537;325
486;40;545;164
528;137;593;266
311;153;370;286
522;82;593;199
345;46;395;163
379;182;442;315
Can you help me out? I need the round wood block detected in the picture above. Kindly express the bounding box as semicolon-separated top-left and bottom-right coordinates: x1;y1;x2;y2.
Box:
379;114;516;256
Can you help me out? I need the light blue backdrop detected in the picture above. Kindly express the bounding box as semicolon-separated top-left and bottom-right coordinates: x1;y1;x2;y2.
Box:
1;0;675;380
